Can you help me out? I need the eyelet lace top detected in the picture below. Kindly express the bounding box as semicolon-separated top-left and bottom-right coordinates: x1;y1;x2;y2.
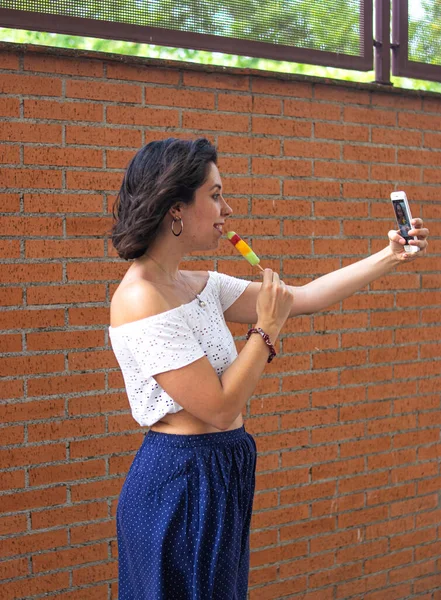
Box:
109;271;251;427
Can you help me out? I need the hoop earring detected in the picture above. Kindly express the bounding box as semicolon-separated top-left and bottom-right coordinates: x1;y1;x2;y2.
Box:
171;217;183;237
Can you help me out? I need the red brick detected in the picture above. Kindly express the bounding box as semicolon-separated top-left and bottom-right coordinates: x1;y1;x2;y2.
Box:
68;306;110;326
249;393;308;415
344;144;395;163
315;85;370;104
309;562;362;588
283;371;339;393
0;485;66;512
184;111;249;132
390;558;435;584
0;470;25;491
254;431;309;453
0;217;63;237
0;51;20;69
0;168;62;189
284;180;339;197
314;161;368;180
24;147;103;168
340;436;390;458
0;399;64;424
30;458;106;486
0;515;26;537
372;127;422;146
67;80;141;103
26;239;103;258
0;287;22;309
282;444;338;468
27;283;105;305
24;193;103;213
32;542;107;572
345;106;397;126
218;93;251;113
65;217;112;238
184;71;249;91
0;557;28;581
280;553;335;581
217;135;280;155
0;144;19;164
252;96;281;115
366;515;414;540
252;157;311;176
0;193;20;212
284;139;340;158
0;73;62;96
251;78;311;97
284;99;341;121
28;416;105;443
0;308;64;330
0;424;24;445
24;98;104;122
0;572;69;600
399;148;441;166
66;125;141;147
311;386;365;407
27;330;104;352
252;116;311;137
0;354;64;377
0;97;20;117
0;240;20;258
399;111;441;131
217;156;249;174
105;149;134;170
66;170;123;192
315;122;369;141
107;63;179;84
424;132;441;148
371;164;422;182
24;55;103;76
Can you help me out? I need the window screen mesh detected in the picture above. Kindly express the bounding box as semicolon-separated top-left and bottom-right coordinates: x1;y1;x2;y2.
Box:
1;0;367;57
408;1;441;66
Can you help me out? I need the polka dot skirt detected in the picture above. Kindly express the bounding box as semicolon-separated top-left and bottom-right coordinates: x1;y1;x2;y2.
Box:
117;426;257;599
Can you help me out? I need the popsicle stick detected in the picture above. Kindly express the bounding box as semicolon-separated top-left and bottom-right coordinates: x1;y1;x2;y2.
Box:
256;264;264;271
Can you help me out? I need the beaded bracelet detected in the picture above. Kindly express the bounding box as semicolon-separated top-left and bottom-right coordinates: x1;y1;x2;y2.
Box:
246;327;277;363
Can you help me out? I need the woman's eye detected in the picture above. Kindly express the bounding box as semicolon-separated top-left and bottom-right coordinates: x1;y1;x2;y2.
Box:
213;194;220;200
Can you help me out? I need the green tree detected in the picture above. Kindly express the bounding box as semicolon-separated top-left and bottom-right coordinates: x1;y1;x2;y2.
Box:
1;0;441;92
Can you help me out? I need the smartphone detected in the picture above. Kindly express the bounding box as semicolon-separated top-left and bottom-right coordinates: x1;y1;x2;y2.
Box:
390;191;419;253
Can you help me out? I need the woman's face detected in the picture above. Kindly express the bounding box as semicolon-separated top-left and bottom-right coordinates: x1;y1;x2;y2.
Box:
183;162;233;251
396;204;405;220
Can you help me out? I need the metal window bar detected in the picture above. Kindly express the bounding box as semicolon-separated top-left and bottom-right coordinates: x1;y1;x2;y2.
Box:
0;0;373;71
392;0;441;83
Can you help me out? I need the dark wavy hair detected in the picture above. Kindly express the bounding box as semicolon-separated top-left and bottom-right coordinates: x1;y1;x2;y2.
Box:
111;138;218;260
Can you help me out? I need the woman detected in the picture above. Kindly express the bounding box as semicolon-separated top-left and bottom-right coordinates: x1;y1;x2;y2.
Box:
109;138;428;599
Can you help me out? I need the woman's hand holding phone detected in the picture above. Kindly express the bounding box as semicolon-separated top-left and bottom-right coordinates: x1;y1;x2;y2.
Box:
389;191;429;261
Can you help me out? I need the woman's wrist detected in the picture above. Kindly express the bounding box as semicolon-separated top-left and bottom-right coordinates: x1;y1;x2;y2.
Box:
246;327;277;363
383;244;402;267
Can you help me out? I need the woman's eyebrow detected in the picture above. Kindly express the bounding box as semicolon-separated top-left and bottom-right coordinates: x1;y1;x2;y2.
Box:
209;184;222;191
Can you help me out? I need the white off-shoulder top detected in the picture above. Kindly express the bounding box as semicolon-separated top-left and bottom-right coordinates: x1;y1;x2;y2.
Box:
109;271;251;427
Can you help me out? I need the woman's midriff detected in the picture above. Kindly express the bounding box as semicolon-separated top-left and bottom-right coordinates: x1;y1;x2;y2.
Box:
150;410;244;435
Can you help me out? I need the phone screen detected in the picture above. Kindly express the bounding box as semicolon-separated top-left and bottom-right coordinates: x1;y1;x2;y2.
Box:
392;199;412;242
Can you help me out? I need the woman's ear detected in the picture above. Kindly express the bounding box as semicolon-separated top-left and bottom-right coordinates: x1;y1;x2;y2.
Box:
169;203;182;219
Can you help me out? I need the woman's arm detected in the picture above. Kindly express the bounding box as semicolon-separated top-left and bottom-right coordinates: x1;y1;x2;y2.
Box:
224;219;429;323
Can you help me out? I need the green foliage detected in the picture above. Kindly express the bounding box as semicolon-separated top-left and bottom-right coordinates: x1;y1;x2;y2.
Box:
0;0;440;93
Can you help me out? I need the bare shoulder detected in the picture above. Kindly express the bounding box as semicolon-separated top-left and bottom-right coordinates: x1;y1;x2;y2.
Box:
110;279;170;328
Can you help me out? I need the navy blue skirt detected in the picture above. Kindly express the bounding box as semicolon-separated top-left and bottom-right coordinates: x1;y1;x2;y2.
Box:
117;426;257;599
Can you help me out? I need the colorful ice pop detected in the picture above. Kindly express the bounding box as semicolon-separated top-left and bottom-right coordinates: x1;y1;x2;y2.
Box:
226;231;263;270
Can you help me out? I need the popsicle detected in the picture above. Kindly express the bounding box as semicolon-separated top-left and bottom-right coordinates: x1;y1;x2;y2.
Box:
226;231;264;271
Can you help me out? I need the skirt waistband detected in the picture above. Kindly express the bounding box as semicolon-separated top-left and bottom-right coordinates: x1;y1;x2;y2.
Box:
145;425;249;448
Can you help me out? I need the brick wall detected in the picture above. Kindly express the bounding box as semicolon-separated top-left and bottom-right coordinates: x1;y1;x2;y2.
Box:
0;43;440;599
